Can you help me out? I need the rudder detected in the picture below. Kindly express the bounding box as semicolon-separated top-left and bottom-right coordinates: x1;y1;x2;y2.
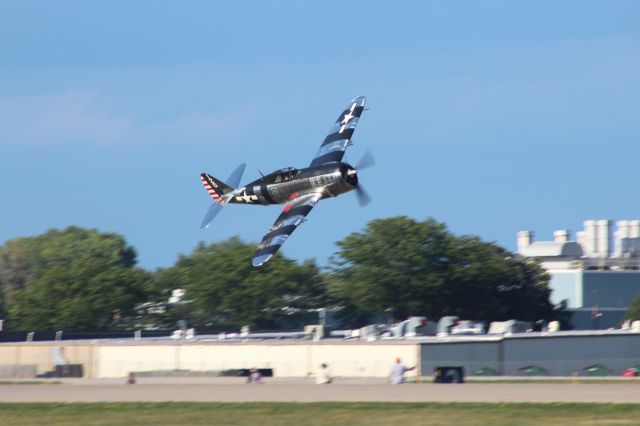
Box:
200;173;234;204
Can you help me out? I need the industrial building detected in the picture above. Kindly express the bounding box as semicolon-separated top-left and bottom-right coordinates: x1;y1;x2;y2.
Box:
518;220;640;329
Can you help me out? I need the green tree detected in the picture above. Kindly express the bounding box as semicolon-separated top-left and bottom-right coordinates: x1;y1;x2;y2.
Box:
0;237;36;303
443;235;553;321
0;278;6;321
625;294;640;321
0;227;150;330
153;237;328;329
329;216;555;326
329;216;450;322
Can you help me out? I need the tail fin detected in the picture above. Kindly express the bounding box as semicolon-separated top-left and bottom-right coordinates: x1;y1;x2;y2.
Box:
200;163;246;229
200;173;234;204
199;163;246;230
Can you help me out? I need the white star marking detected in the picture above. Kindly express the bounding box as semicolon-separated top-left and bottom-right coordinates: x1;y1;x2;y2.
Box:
236;190;257;203
339;103;357;133
341;111;354;125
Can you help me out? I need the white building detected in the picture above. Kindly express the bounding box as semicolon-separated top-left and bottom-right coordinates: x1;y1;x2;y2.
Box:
517;220;640;329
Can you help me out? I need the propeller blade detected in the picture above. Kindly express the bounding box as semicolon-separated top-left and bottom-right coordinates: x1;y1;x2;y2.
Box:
356;150;375;170
355;184;371;207
200;202;223;229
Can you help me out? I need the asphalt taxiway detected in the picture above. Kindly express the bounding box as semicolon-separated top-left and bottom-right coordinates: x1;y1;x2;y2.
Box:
1;377;639;403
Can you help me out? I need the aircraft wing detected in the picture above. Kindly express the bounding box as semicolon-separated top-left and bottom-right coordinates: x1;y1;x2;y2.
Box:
309;96;366;167
252;192;323;267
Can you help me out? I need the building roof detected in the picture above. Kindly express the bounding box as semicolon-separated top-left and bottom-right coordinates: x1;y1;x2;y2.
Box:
520;241;583;258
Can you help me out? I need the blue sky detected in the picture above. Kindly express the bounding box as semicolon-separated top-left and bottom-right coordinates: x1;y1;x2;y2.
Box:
1;1;639;270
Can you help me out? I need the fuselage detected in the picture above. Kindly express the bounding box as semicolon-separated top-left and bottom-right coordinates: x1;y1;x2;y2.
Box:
226;162;358;205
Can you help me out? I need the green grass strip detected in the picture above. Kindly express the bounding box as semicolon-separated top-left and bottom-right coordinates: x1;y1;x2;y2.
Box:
1;402;640;425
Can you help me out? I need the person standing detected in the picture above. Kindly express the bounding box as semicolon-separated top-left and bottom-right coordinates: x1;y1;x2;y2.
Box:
389;357;415;384
316;363;332;384
247;368;262;384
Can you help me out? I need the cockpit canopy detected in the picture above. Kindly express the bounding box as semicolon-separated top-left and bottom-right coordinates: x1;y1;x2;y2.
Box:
271;167;298;183
257;167;299;184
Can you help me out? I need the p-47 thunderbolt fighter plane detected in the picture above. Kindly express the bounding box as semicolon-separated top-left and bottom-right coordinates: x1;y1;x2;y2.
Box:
199;96;373;267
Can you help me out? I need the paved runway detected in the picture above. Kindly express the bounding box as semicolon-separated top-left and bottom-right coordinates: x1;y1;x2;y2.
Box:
1;378;640;403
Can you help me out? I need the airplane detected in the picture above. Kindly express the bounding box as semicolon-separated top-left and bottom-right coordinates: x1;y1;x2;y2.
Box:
199;96;373;267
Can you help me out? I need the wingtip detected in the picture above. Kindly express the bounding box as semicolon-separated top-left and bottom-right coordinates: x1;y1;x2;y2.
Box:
200;202;224;230
352;96;366;106
200;217;212;229
252;253;273;268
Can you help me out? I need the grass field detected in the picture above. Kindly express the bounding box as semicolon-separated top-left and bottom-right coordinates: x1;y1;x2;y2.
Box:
1;402;640;425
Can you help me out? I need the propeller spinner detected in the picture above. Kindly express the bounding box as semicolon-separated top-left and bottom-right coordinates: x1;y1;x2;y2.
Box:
344;150;375;207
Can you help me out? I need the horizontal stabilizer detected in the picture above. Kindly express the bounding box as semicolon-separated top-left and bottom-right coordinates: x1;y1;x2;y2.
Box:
199;163;246;229
200;202;223;229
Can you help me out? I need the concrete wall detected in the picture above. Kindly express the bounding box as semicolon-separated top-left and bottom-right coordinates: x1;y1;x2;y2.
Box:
0;341;418;379
311;344;417;378
0;364;37;379
97;345;179;378
0;344;95;376
96;342;418;378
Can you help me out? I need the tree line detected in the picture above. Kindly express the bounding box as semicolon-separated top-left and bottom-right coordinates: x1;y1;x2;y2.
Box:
0;217;566;331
